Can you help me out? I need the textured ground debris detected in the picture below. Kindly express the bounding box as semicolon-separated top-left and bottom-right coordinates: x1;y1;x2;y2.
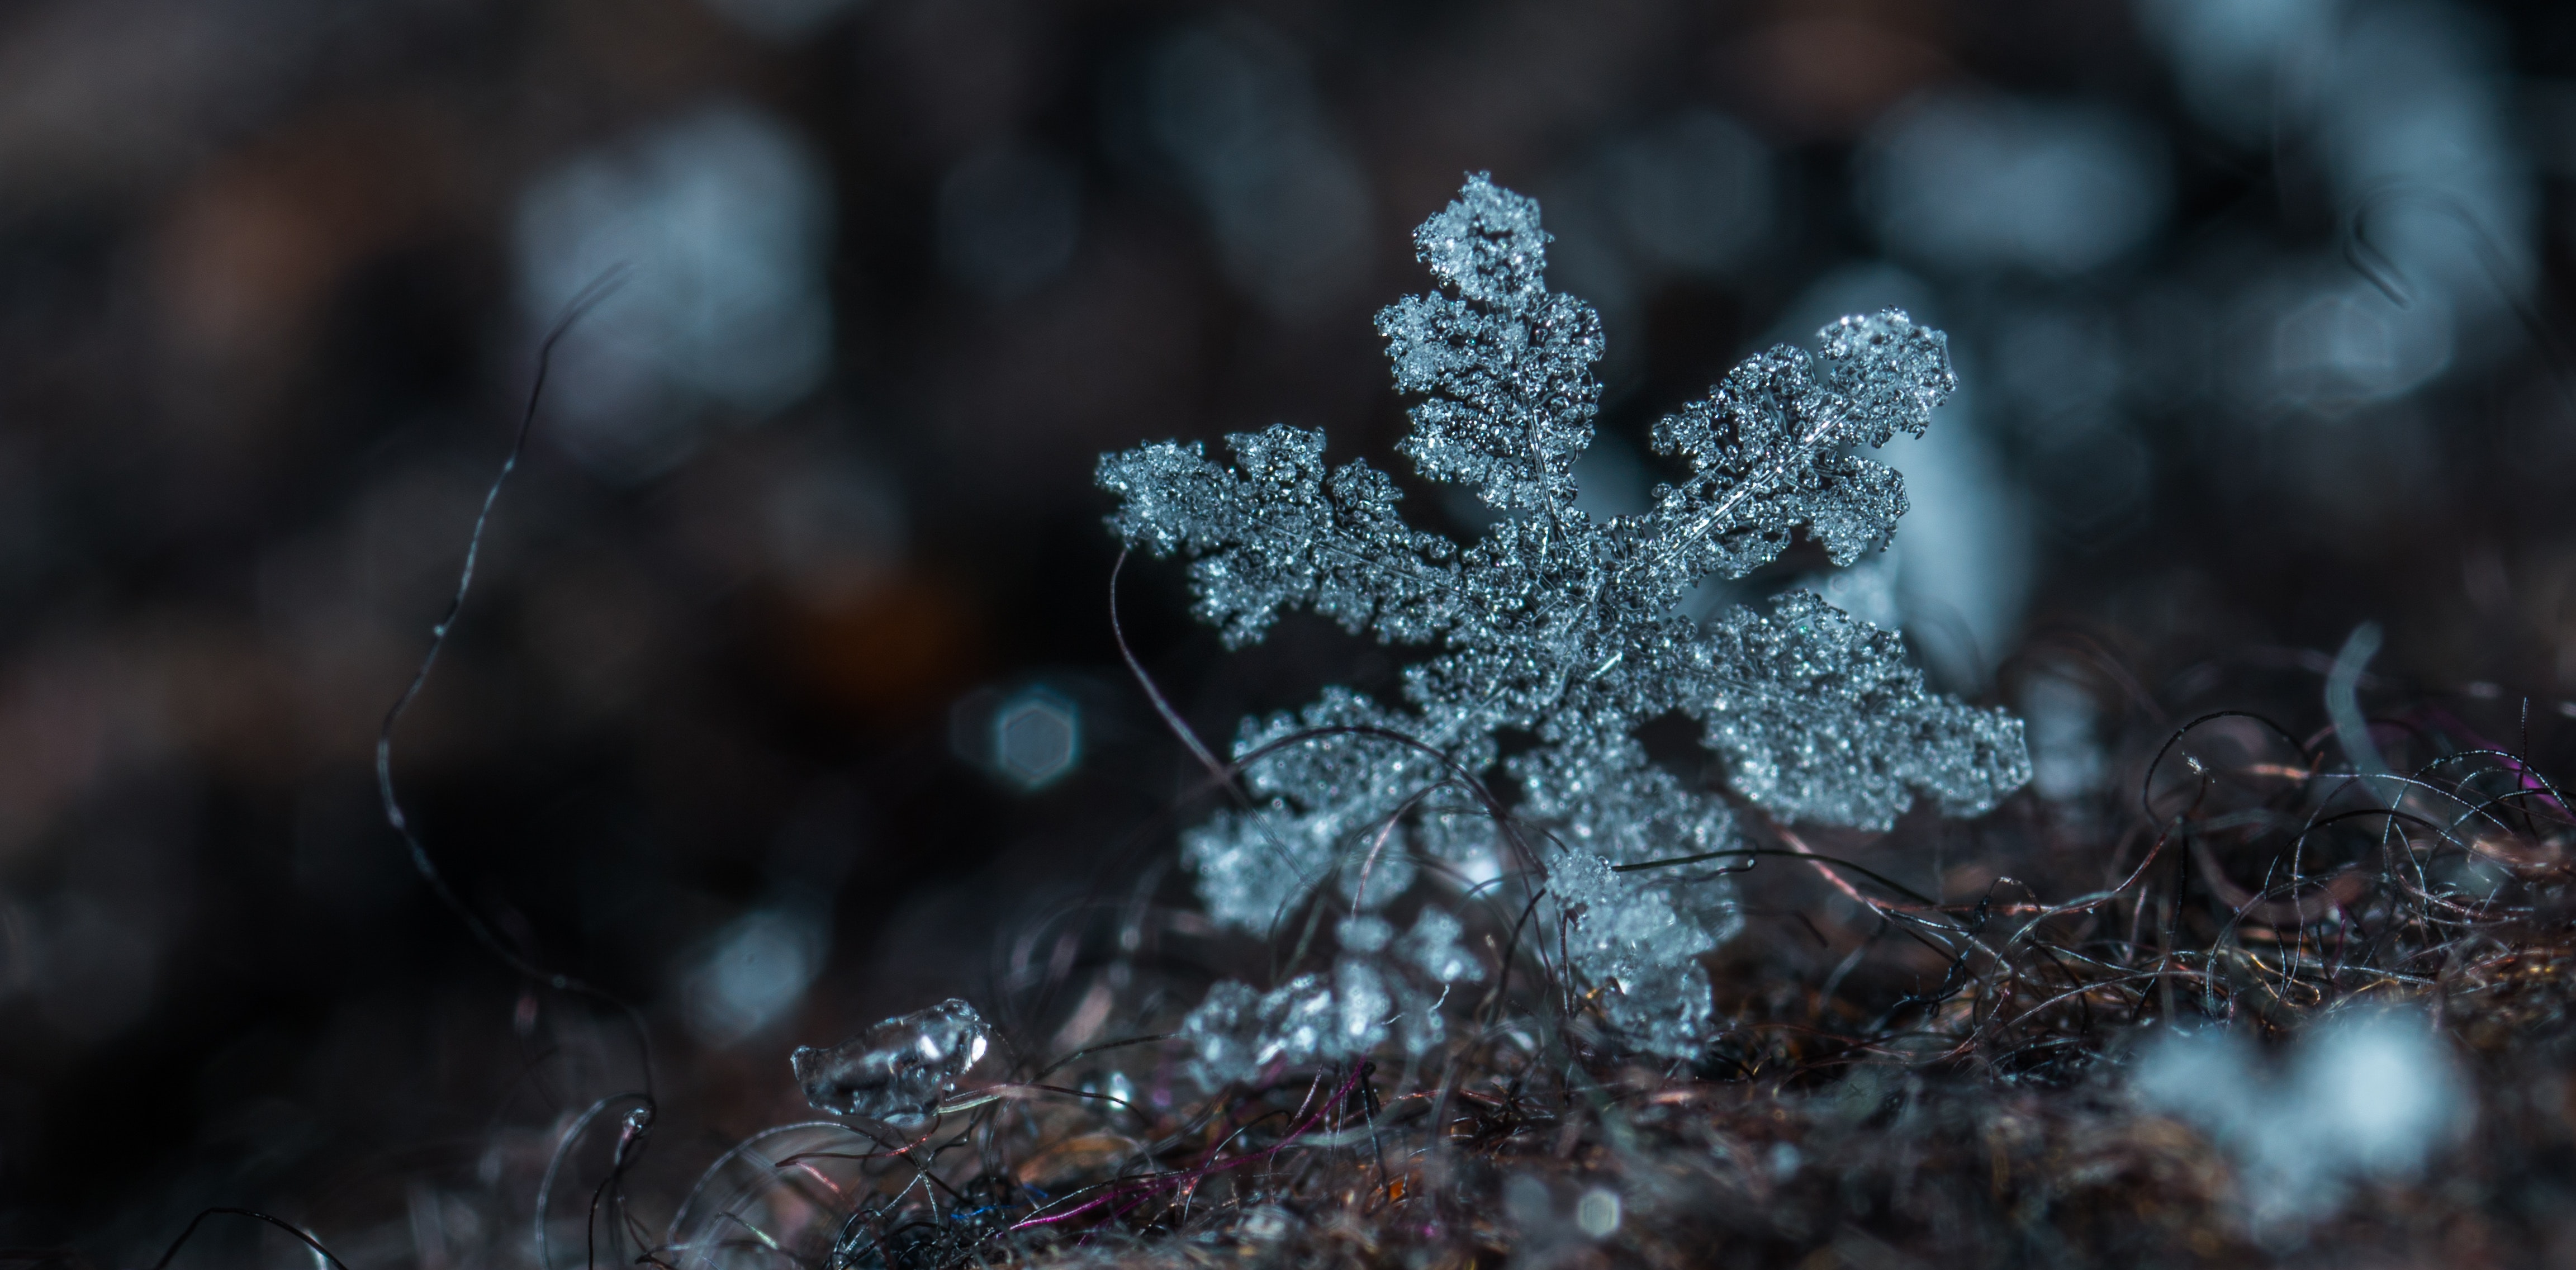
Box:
610;672;2576;1269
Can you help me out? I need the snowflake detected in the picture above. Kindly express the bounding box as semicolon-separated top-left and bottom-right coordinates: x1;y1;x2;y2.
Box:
1099;174;2029;1064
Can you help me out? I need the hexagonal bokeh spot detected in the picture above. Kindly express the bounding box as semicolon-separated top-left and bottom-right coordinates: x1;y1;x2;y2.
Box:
991;689;1080;789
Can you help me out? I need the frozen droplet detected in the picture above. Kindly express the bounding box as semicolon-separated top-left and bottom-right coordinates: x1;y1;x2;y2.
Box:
791;998;992;1121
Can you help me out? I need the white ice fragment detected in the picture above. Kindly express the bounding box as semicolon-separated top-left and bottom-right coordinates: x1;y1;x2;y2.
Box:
1175;980;1262;1087
791;997;993;1121
1334;958;1391;1050
1550;851;1719;1056
2292;1011;2464;1176
1398;908;1485;984
1234;1206;1294;1243
1177;953;1459;1084
1260;977;1335;1066
2132;1011;2468;1230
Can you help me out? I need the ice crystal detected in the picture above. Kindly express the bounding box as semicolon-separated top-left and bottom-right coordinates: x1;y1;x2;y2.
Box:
1176;906;1478;1087
1100;175;2029;1062
791;997;992;1120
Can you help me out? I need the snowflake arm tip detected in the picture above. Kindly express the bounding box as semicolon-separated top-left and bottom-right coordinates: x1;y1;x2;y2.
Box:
1095;423;1462;648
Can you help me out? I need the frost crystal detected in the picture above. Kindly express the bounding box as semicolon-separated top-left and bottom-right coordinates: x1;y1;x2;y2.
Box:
1100;175;2030;1062
1176;905;1479;1089
791;997;992;1121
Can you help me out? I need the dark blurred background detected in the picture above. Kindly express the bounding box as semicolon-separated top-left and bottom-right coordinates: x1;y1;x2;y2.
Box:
4;0;2576;1256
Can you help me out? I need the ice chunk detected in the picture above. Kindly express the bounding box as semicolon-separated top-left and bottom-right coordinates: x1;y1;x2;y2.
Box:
1398;908;1485;984
1550;850;1719;1057
791;998;992;1121
1177;960;1444;1088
